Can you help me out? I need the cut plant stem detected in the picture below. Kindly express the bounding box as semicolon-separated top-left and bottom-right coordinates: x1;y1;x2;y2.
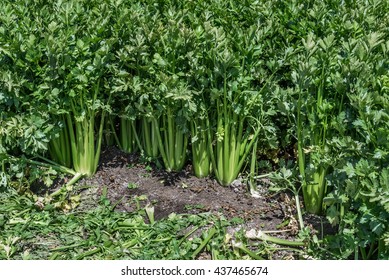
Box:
27;156;76;176
50;242;87;252
249;140;258;195
233;242;265;260
294;192;305;230
49;172;84;198
76;247;101;260
145;204;155;224
178;225;201;246
191;227;216;259
246;230;306;247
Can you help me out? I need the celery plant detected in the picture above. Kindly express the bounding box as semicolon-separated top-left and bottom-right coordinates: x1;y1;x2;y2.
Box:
67;84;109;177
143;12;195;171
150;76;192;171
209;83;262;186
43;0;115;177
186;19;213;178
110;4;149;155
203;21;282;186
293;32;343;214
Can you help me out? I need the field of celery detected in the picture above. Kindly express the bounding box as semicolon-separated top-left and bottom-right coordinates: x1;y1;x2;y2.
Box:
0;0;388;259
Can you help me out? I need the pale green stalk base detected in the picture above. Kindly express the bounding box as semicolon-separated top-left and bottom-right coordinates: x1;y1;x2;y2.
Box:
67;113;101;177
119;117;140;153
210;114;261;186
153;112;187;172
140;117;159;158
191;118;211;178
302;166;327;215
48;116;72;168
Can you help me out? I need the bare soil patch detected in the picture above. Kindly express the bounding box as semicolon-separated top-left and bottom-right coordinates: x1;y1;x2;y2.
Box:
73;147;334;242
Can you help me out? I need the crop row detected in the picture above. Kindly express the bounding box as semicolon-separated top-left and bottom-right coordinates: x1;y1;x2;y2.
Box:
1;0;389;259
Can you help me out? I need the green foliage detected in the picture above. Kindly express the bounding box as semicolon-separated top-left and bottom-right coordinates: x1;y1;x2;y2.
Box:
1;0;389;259
294;0;389;258
0;0;117;179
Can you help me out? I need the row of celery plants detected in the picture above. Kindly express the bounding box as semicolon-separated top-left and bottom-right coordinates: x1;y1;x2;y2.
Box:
105;0;284;185
1;1;388;260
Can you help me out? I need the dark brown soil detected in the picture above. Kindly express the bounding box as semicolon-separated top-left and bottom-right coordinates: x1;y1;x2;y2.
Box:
73;147;335;241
